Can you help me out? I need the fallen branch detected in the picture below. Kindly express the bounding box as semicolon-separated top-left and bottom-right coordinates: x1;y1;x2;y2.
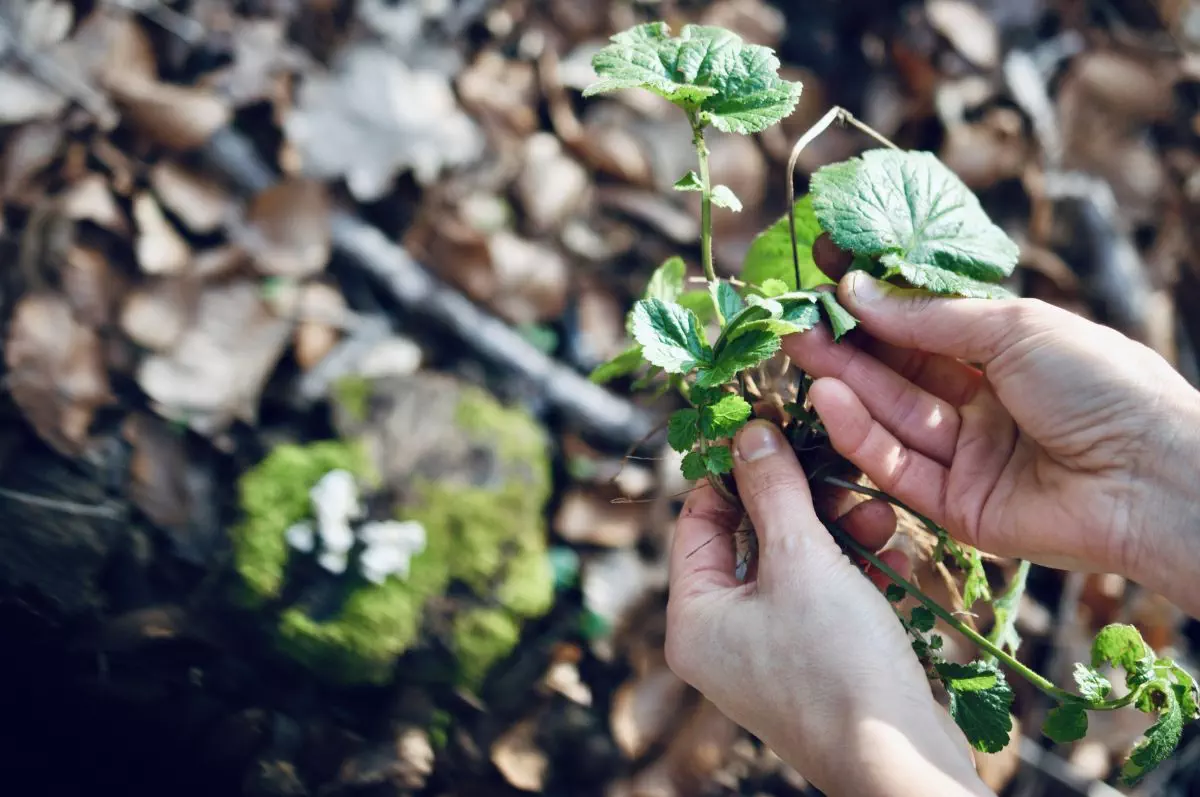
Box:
201;128;657;448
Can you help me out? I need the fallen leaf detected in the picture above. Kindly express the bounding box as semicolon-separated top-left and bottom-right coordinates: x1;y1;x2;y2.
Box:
106;74;230;151
926;0;1000;70
517;132;591;234
204;18;306;106
5;292;113;457
133;192;191;274
285;43;484;201
137;280;291;435
2;119;63;199
488;231;569;325
150;162;232;234
336;726;435;791
611;665;691;758
239;178;331;278
58;173;127;234
700;0;786;47
491;718;547;792
354;336;423;379
121;278;195;352
291;282;346;370
122;413;191;529
554;488;645;548
63;244;123;328
458;50;540;135
0;70;68;125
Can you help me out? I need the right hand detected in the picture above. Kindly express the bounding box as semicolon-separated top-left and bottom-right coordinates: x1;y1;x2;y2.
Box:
785;255;1200;613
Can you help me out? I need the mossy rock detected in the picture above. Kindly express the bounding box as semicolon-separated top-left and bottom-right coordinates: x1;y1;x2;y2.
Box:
230;375;554;687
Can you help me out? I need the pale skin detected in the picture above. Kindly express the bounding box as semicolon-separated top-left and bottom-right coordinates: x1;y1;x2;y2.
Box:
665;243;1200;796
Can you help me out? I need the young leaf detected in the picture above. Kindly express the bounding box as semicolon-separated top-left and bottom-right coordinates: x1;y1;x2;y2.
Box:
741;195;833;290
711;185;742;212
1073;663;1112;702
759;278;790;298
1092;624;1155;686
880;254;1016;300
678;289;716;323
631;299;711;374
701;394;752;439
689;385;725;407
817;292;858;340
962;548;991;609
910;606;936;633
885;584;906;603
697;328;781;387
589;345;644;384
1043;704;1089;744
987;560;1029;657
681;451;708;481
674;171;702;192
667;409;700;453
645;256;687;303
584;23;802;134
810;150;1020;295
1122;685;1184;785
705;445;734;474
715;281;744;324
936;661;1015;754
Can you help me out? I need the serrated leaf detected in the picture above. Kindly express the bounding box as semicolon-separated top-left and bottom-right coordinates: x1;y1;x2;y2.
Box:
705;445;734;474
1166;663;1199;719
689;385;725;406
1122;685;1184;785
701;394;751;439
741;195;833;291
817;292;858;340
667;409;700;453
697;328;781;387
645;256;687;303
674;171;702;192
1092;624;1155;686
881;254;1017;300
962;548;991;609
1073;664;1112;702
759;278;789;297
681;450;708;480
1043;704;1089;744
631;299;711;374
936;661;1015;754
715;281;744;324
589;345;645;384
810;150;1020;290
885;584;906;603
584;23;802;134
711;185;742;212
910;606;935;633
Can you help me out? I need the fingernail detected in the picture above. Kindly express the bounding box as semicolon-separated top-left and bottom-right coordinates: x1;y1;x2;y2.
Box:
737;421;783;463
847;271;886;303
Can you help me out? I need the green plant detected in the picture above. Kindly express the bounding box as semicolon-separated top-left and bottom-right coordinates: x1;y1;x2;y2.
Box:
585;21;1198;785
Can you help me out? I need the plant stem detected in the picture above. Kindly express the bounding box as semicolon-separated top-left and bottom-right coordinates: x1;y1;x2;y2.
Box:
690;115;722;325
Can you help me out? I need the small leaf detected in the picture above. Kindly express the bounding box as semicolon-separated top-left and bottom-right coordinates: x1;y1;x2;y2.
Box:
910;606;935;633
1166;662;1199;719
810;150;1020;288
705;445;734;474
674;171;702;192
645;256;687;303
929;634;944;651
584;23;802;134
885;584;906;603
936;660;1015;754
678;289;716;323
759;278;789;298
630;299;711;374
681;451;708;481
1122;685;1184;785
589;345;644;384
962;548;991;609
817;292;858;340
742;195;832;291
1092;624;1155;686
711;185;742;212
1043;704;1089;744
881;254;1017;300
701;394;752;439
715;281;744;324
689;385;725;406
667;409;700;453
697;328;781;387
1073;663;1112;702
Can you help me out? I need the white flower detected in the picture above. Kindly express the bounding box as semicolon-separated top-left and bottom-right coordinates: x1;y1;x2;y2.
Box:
318;549;349;575
359;520;427;584
285;521;316;553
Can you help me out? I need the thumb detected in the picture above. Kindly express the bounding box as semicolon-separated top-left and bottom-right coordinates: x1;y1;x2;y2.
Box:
732;421;840;581
839;271;1056;366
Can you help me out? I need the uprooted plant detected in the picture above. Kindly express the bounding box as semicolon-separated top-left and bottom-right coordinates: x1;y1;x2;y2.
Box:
584;21;1198;785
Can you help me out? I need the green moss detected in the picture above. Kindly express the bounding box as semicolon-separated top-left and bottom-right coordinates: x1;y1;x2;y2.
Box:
232;441;369;605
455;387;550;478
332;375;372;423
453;608;521;690
497;543;554;618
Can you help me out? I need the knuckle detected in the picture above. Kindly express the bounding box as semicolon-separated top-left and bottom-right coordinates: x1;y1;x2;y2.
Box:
741;466;801;512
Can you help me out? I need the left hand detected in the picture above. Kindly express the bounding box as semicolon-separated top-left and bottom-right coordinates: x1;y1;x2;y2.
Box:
666;420;992;797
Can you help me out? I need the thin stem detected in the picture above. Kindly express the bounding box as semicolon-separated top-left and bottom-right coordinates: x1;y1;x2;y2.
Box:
690;115;722;325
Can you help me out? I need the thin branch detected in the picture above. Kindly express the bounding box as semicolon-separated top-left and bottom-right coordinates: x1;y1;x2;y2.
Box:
0;486;123;518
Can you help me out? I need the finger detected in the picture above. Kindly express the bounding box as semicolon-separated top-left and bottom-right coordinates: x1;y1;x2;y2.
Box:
865;548;912;592
839;272;1063;367
861;338;984;408
837;497;897;552
813;233;854;281
783;324;961;466
669;481;742;604
808;378;950;523
731;421;839;574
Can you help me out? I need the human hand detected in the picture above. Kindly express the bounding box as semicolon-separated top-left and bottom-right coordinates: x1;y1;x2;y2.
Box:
666;420;993;797
786;244;1200;614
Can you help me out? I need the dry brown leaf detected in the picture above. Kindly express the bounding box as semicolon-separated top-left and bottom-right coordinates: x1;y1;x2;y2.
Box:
122;413;191;529
2;119;63;199
554;488;644;548
488;231;569;325
610;665;690;759
458;50;540;135
133;192;190;275
121;278;196;352
137;280;291;435
490;718;547;793
516;132;590;234
204;18;306;106
106;74;230;151
192;245;250;281
699;0;785;47
62;244;123;328
291;283;346;371
67;7;157;85
285;44;483;201
926;0;1000;70
58;173;127;234
354;337;423;379
240;178;331;278
5;292;113;457
0;70;68;125
616;699;739;797
150;162;232;234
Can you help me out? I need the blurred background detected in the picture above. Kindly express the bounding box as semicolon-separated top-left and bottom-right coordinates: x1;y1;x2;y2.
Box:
0;0;1199;795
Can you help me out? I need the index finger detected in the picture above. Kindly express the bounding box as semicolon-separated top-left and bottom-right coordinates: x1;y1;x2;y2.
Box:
669;481;742;604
